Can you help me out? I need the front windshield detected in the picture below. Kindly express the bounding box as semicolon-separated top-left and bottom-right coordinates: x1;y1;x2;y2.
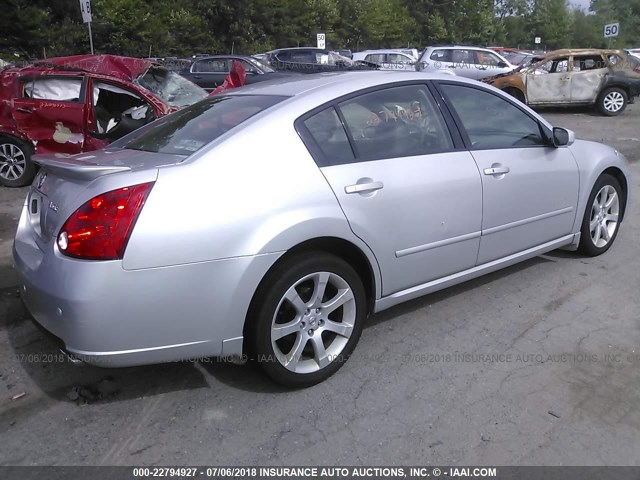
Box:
137;66;208;108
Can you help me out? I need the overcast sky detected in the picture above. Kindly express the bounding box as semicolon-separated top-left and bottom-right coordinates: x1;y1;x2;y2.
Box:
569;0;591;12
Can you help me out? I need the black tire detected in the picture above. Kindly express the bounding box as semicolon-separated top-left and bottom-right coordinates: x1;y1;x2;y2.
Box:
247;252;366;388
505;87;526;104
0;137;36;187
578;174;623;256
597;87;627;116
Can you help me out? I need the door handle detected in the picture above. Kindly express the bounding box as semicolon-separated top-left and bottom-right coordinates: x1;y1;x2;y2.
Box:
16;107;33;114
345;181;384;194
483;166;510;175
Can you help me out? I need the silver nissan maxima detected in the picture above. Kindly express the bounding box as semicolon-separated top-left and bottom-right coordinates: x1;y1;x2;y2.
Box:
13;71;630;387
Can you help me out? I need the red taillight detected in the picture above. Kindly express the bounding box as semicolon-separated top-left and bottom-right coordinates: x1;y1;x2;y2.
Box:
57;182;155;260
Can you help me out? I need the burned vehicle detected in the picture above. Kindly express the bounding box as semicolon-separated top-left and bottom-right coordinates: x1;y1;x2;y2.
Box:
0;54;207;186
485;49;640;116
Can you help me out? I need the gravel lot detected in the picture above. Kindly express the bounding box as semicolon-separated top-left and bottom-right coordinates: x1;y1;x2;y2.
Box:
0;103;639;466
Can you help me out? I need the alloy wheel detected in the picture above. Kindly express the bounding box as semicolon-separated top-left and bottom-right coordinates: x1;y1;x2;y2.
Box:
589;184;619;248
603;91;625;113
0;143;27;182
270;271;356;374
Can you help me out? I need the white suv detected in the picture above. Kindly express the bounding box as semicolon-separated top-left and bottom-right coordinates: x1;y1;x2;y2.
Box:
417;45;514;80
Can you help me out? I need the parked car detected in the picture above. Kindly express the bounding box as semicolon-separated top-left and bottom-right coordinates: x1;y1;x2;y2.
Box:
265;47;376;73
14;71;629;387
333;49;353;59
417;45;514;79
502;51;536;66
179;55;297;91
484;49;640;116
0;54;207;187
352;50;417;71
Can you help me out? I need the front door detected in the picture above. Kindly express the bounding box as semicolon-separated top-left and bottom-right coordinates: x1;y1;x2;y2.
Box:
300;83;483;295
439;82;580;265
525;56;571;104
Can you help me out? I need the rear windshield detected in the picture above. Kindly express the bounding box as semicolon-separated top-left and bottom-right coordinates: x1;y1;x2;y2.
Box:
125;94;286;155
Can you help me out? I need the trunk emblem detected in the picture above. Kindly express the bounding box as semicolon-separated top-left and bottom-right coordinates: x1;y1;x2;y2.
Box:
37;172;47;189
48;201;58;212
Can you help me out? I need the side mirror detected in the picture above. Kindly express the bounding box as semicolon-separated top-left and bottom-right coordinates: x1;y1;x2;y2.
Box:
552;127;575;147
497;61;508;68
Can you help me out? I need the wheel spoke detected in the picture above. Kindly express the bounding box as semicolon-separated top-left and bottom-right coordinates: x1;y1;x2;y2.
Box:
604;190;617;209
13;164;24;176
589;216;599;233
601;224;611;242
311;335;330;368
322;288;354;314
272;318;302;340
598;188;608;208
284;333;307;368
606;213;618;222
310;272;330;305
284;288;307;315
324;319;354;338
592;223;601;244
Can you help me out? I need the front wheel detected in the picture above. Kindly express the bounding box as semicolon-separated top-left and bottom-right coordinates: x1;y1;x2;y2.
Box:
578;174;623;256
597;87;627;116
248;252;366;388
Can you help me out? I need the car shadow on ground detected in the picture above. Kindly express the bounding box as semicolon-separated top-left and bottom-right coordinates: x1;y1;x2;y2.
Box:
3;253;570;402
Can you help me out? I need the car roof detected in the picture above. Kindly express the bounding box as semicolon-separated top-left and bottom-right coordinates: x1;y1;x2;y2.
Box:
227;70;473;100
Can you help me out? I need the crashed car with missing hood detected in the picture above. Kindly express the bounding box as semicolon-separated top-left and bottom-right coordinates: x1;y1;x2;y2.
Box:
0;54;207;186
484;49;640;117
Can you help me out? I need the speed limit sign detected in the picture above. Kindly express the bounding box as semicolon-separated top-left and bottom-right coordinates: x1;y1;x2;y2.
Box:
604;22;619;38
317;33;326;49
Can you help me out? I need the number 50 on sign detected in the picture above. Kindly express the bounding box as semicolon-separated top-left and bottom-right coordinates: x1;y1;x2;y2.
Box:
79;0;92;23
604;22;619;38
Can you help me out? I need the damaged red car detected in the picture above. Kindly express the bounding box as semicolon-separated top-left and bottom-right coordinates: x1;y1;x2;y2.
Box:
0;54;207;186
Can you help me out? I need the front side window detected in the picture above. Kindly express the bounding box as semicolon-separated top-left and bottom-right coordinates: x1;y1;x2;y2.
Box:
22;77;83;102
430;49;451;62
475;51;504;67
337;85;454;161
441;84;546;149
125;95;285;155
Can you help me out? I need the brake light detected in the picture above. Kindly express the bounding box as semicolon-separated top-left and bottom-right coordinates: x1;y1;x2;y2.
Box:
57;182;155;260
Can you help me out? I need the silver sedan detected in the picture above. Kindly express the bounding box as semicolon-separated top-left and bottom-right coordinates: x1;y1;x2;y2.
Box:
13;71;631;387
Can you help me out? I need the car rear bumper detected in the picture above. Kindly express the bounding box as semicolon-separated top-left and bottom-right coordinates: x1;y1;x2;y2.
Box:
13;207;281;367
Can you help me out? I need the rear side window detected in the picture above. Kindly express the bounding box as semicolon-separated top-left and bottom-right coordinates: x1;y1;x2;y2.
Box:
125;95;286;155
22;77;83;102
441;84;545;149
303;107;354;166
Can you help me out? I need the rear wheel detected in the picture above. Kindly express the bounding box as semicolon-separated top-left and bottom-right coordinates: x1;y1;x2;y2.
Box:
578;174;622;256
248;252;366;388
0;138;36;187
597;87;627;116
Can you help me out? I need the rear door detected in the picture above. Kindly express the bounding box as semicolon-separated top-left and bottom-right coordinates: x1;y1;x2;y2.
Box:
12;75;87;154
298;83;483;295
570;54;607;103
